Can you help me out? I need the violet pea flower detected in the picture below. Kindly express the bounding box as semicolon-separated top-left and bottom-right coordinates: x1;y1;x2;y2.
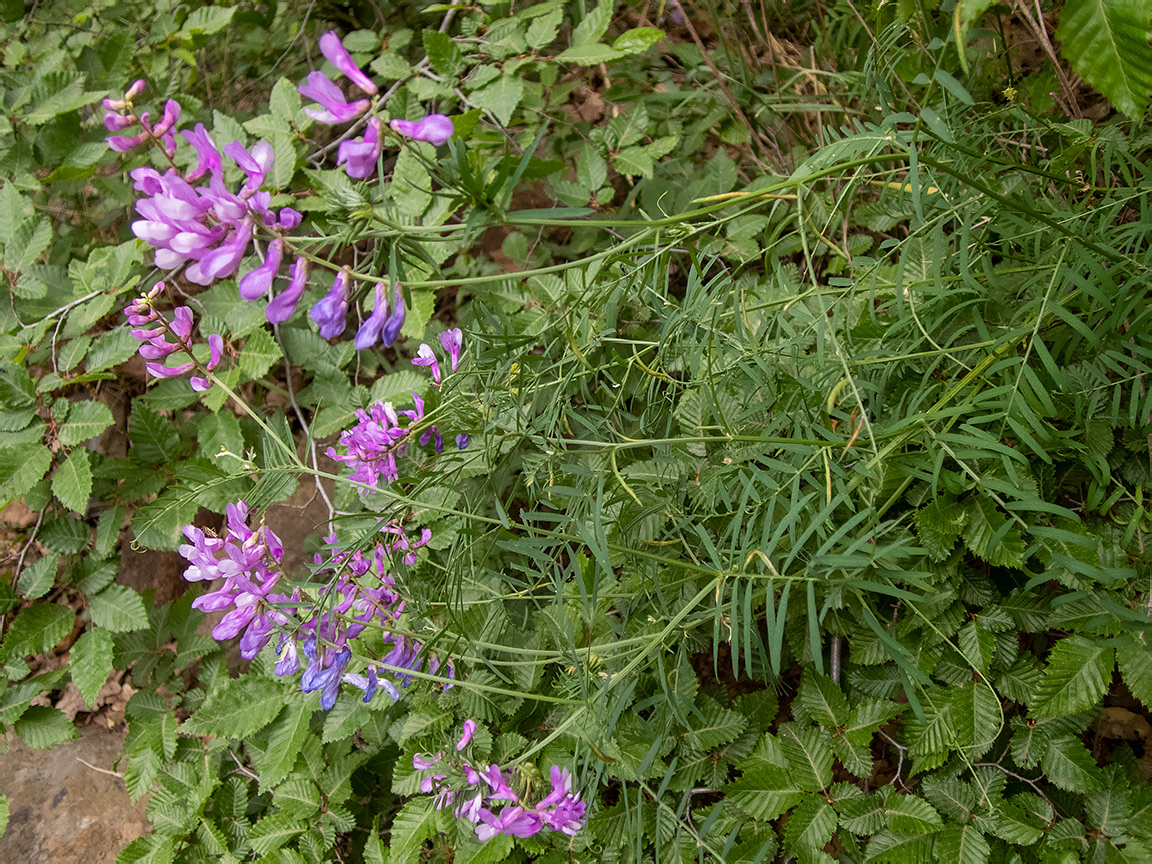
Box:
182;123;221;181
191;219;253;285
278;208;303;230
151;99;181;136
337;117;383;179
412;343;442;384
381;284;406;347
104;113;135;131
190;334;224;392
439;328;463;372
456;434;470;450
311;269;351;339
319;31;379;95
224;140;273;196
266;256;309;324
299;71;370;125
475;806;543;842
107;131;149;153
390;114;454;146
354;284;390;350
457;719;477;750
238;239;284;301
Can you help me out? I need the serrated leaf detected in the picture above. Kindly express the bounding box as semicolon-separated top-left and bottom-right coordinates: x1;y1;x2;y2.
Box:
724;763;806;820
70;627;114;707
18;553;57;600
1056;0;1152;119
130;402;180;465
1;602;72;660
613;26;664;54
934;822;990;864
390;797;440;862
915;496;967;561
248;811;304;855
799;670;850;728
260;699;314;791
269;77;302;124
88;584;149;632
884;791;943;834
683;696;746;752
1031;635;1113;717
865;829;936;862
572;0;613;45
779;723;834;791
0;442;52;499
240;326;279;380
14;705;79;748
53;449;92;513
785;795;837;856
961;496;1024;568
614;145;654;179
188;677;287;740
1117;638;1152;710
1041;734;1103;792
58;400;114;447
424;30;465;78
556;43;623;64
470;73;523;127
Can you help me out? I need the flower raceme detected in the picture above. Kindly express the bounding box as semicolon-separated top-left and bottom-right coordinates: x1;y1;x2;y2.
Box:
412;729;587;843
125;282;223;391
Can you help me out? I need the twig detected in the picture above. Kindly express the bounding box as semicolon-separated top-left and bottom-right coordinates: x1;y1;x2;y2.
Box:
76;757;124;779
228;748;260;782
878;729;909;791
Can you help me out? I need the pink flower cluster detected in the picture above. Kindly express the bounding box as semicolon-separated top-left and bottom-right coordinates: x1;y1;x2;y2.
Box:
414;727;586;842
180;502;452;711
327;327;468;489
299;31;455;178
124;282;223;390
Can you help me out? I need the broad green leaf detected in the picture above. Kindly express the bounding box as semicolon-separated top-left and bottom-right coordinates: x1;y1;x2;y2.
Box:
14;705;79;748
1041;734;1103;792
555;43;623;65
177;5;236;37
1;602;72;660
0;442;52;499
864;829;936;863
240;326;279;380
798;670;850;728
58;400;114;446
954;0;995;65
0;793;7;841
52;449;92;513
883;790;943;833
88;584;149;632
248;811;304;855
778;723;833;791
934;822;991;864
389;797;441;862
187;677;287;740
572;0;613;45
961;496;1025;568
1056;0;1152;119
784;795;837;856
70;627;114;707
470;73;523;127
17;552;57;600
682;696;746;752
724;763;805;820
613;27;664;54
1117;637;1152;710
423;30;465;78
1031;635;1113;717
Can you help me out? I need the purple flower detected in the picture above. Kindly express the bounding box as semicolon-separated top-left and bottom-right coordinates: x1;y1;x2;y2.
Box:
104;112;135;131
319;31;379;95
107;131;149;153
224;140;273;196
190;333;224;392
337;117;383;179
311;269;350;339
390;114;454;146
354;283;390;349
238;238;284;301
266;256;309;324
439;328;463;372
182;123;221;181
457;719;477;750
412;343;442;384
456;434;470;450
381;284;406;347
188;219;253;285
475;806;543;842
299;71;370;125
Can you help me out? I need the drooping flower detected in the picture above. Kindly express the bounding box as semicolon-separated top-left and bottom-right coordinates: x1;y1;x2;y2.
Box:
299;71;371;125
457;720;477;750
354;284;391;350
319;31;379;95
440;328;463;372
381;284;406;347
412;343;442;384
238;239;284;301
390;114;455;146
126;283;224;391
337;117;383;178
266;256;310;324
311;268;350;339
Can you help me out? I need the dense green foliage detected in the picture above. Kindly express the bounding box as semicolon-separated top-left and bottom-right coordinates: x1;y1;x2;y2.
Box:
3;0;1152;862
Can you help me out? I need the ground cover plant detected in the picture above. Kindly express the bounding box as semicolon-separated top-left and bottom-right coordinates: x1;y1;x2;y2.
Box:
3;0;1152;861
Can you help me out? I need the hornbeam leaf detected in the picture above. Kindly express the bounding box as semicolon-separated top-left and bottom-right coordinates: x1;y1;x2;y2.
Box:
1057;0;1152;119
934;822;991;864
1031;635;1113;717
1041;734;1103;793
724;764;806;820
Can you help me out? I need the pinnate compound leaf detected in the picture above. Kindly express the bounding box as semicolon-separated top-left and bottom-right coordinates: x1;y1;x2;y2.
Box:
70;627;114;707
186;677;287;740
1031;635;1114;717
1040;734;1103;793
88;584;149;632
1056;0;1152;120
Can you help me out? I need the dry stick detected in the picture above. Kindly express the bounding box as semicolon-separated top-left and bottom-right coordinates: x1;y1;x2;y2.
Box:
75;757;124;779
878;728;909;791
1011;0;1080;118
